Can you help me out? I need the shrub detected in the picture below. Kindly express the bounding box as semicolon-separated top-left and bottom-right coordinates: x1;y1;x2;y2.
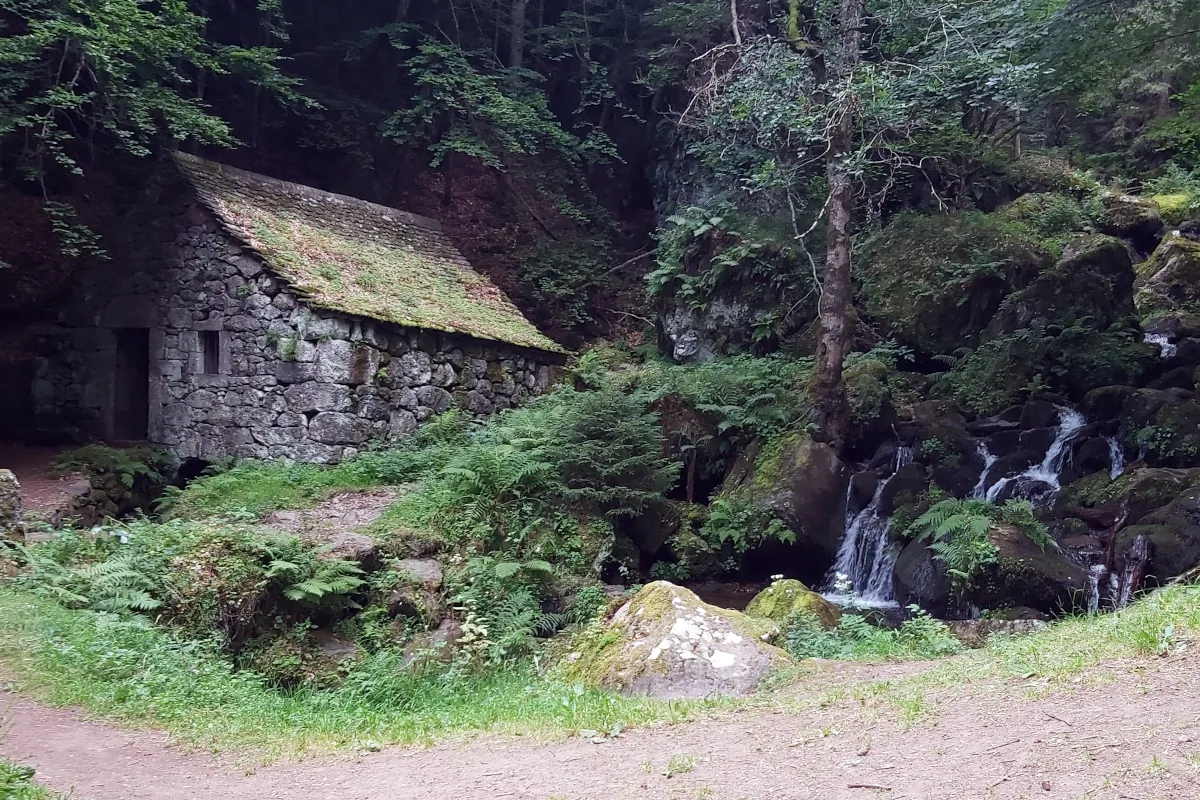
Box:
785;606;962;661
907;498;1049;590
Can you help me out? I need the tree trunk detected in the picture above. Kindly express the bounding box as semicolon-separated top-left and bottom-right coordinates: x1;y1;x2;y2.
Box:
510;0;527;68
811;0;864;451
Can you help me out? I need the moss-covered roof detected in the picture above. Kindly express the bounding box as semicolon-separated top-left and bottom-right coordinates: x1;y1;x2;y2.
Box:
174;153;563;353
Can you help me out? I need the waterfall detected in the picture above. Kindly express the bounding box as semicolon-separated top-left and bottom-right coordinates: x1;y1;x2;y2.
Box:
1106;436;1125;480
1145;332;1177;359
822;447;913;609
970;439;997;499
984;407;1085;506
1087;564;1106;615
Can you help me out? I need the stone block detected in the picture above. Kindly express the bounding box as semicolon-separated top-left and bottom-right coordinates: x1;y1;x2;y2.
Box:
162;403;191;427
309;412;372;445
275;362;317;384
389;409;417;438
358;396;392;421
398;351;432;385
415;385;453;414
316;339;380;385
283;382;352;413
252;426;307;446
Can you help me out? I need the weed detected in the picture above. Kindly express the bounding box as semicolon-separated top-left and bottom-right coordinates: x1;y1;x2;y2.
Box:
0;759;58;799
665;755;697;777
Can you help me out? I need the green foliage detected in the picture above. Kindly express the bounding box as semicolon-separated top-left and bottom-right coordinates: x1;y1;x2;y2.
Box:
918;437;960;469
631;354;811;444
910;498;999;587
697;495;794;569
518;236;609;330
0;588;699;755
6;520;366;645
936;325;1151;415
0;0;294;186
51;444;169;489
0;759;57;800
380;385;675;572
164;414;469;518
383;40;584;170
648;205;814;313
908;498;1049;589
449;555;560;665
785;606;963;662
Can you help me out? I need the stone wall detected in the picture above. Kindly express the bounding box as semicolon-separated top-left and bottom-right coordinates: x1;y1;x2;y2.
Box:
27;163;562;462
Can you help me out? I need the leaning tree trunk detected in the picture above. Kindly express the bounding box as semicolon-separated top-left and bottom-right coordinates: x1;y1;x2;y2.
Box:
811;0;864;451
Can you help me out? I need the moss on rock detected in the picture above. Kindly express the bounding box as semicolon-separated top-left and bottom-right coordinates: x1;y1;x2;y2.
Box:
558;581;790;699
744;578;841;630
858;211;1053;356
1135;235;1200;319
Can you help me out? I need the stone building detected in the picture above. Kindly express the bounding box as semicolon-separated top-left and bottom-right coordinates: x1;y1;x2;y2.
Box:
24;153;565;463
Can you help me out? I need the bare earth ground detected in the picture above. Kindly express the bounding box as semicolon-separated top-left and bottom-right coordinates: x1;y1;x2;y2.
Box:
0;443;85;516
3;655;1199;800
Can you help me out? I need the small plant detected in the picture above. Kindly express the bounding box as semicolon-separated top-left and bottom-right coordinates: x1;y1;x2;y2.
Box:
0;758;57;799
785;606;962;661
665;754;697;777
236;284;252;299
918;436;960;469
279;337;299;362
51;445;169;489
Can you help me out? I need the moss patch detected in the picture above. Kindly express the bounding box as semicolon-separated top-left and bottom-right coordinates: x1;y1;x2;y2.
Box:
744;579;841;630
175;153;562;353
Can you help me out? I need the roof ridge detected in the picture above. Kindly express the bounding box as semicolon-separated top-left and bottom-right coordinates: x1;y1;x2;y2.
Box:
172;152;444;233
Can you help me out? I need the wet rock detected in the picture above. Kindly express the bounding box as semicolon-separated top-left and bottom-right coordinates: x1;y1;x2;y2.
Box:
718;434;848;567
744;579;841;631
624;500;690;559
881;463;928;517
1082;385;1137;420
894;540;952;617
1144;312;1200;342
945;619;1048;649
1116;484;1200;580
1147;366;1197;391
966;524;1089;615
848;471;879;515
560;581;789;699
1096;193;1164;244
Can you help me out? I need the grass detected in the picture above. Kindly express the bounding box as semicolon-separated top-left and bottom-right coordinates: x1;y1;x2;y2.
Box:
161;459;384;517
0;589;704;760
0;759;58;799
861;583;1200;723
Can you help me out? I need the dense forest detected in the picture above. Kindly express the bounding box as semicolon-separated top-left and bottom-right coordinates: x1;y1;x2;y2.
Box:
4;2;1200;780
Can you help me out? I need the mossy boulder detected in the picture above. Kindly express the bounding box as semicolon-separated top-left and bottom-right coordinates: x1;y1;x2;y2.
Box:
1061;467;1200;522
1116;484;1200;580
858;211;1052;356
0;469;20;539
744;579;841;630
720;433;849;571
1096;193;1164;244
559;581;790;699
965;523;1088;615
1135;234;1200;318
1149;193;1198;226
987;235;1137;336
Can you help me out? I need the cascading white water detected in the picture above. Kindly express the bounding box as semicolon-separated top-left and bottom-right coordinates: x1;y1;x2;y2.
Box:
821;447;913;609
1087;563;1107;615
983;407;1086;505
970;439;997;499
1106;436;1125;480
1145;332;1177;359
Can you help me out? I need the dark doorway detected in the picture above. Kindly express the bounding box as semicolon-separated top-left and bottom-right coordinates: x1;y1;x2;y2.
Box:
113;327;150;441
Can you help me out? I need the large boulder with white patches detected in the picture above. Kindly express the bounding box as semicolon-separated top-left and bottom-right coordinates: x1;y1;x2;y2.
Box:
560;581;790;699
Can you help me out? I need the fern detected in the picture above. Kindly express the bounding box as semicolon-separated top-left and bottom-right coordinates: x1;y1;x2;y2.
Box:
909;499;1000;589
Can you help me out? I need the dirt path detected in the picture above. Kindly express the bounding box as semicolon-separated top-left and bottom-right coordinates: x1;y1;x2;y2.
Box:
3;655;1199;800
0;442;86;517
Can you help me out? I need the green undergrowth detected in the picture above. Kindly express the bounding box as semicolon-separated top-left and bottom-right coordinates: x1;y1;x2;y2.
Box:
0;589;703;760
0;759;58;800
164;412;471;518
785;606;964;662
873;583;1200;722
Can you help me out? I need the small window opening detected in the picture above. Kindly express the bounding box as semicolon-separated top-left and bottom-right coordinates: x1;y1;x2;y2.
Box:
200;330;222;375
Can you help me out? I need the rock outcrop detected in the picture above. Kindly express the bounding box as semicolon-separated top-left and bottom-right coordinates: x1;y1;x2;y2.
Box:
744;579;841;631
561;581;790;699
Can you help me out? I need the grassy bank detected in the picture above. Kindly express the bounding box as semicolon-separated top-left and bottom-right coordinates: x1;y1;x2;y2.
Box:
0;589;705;760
